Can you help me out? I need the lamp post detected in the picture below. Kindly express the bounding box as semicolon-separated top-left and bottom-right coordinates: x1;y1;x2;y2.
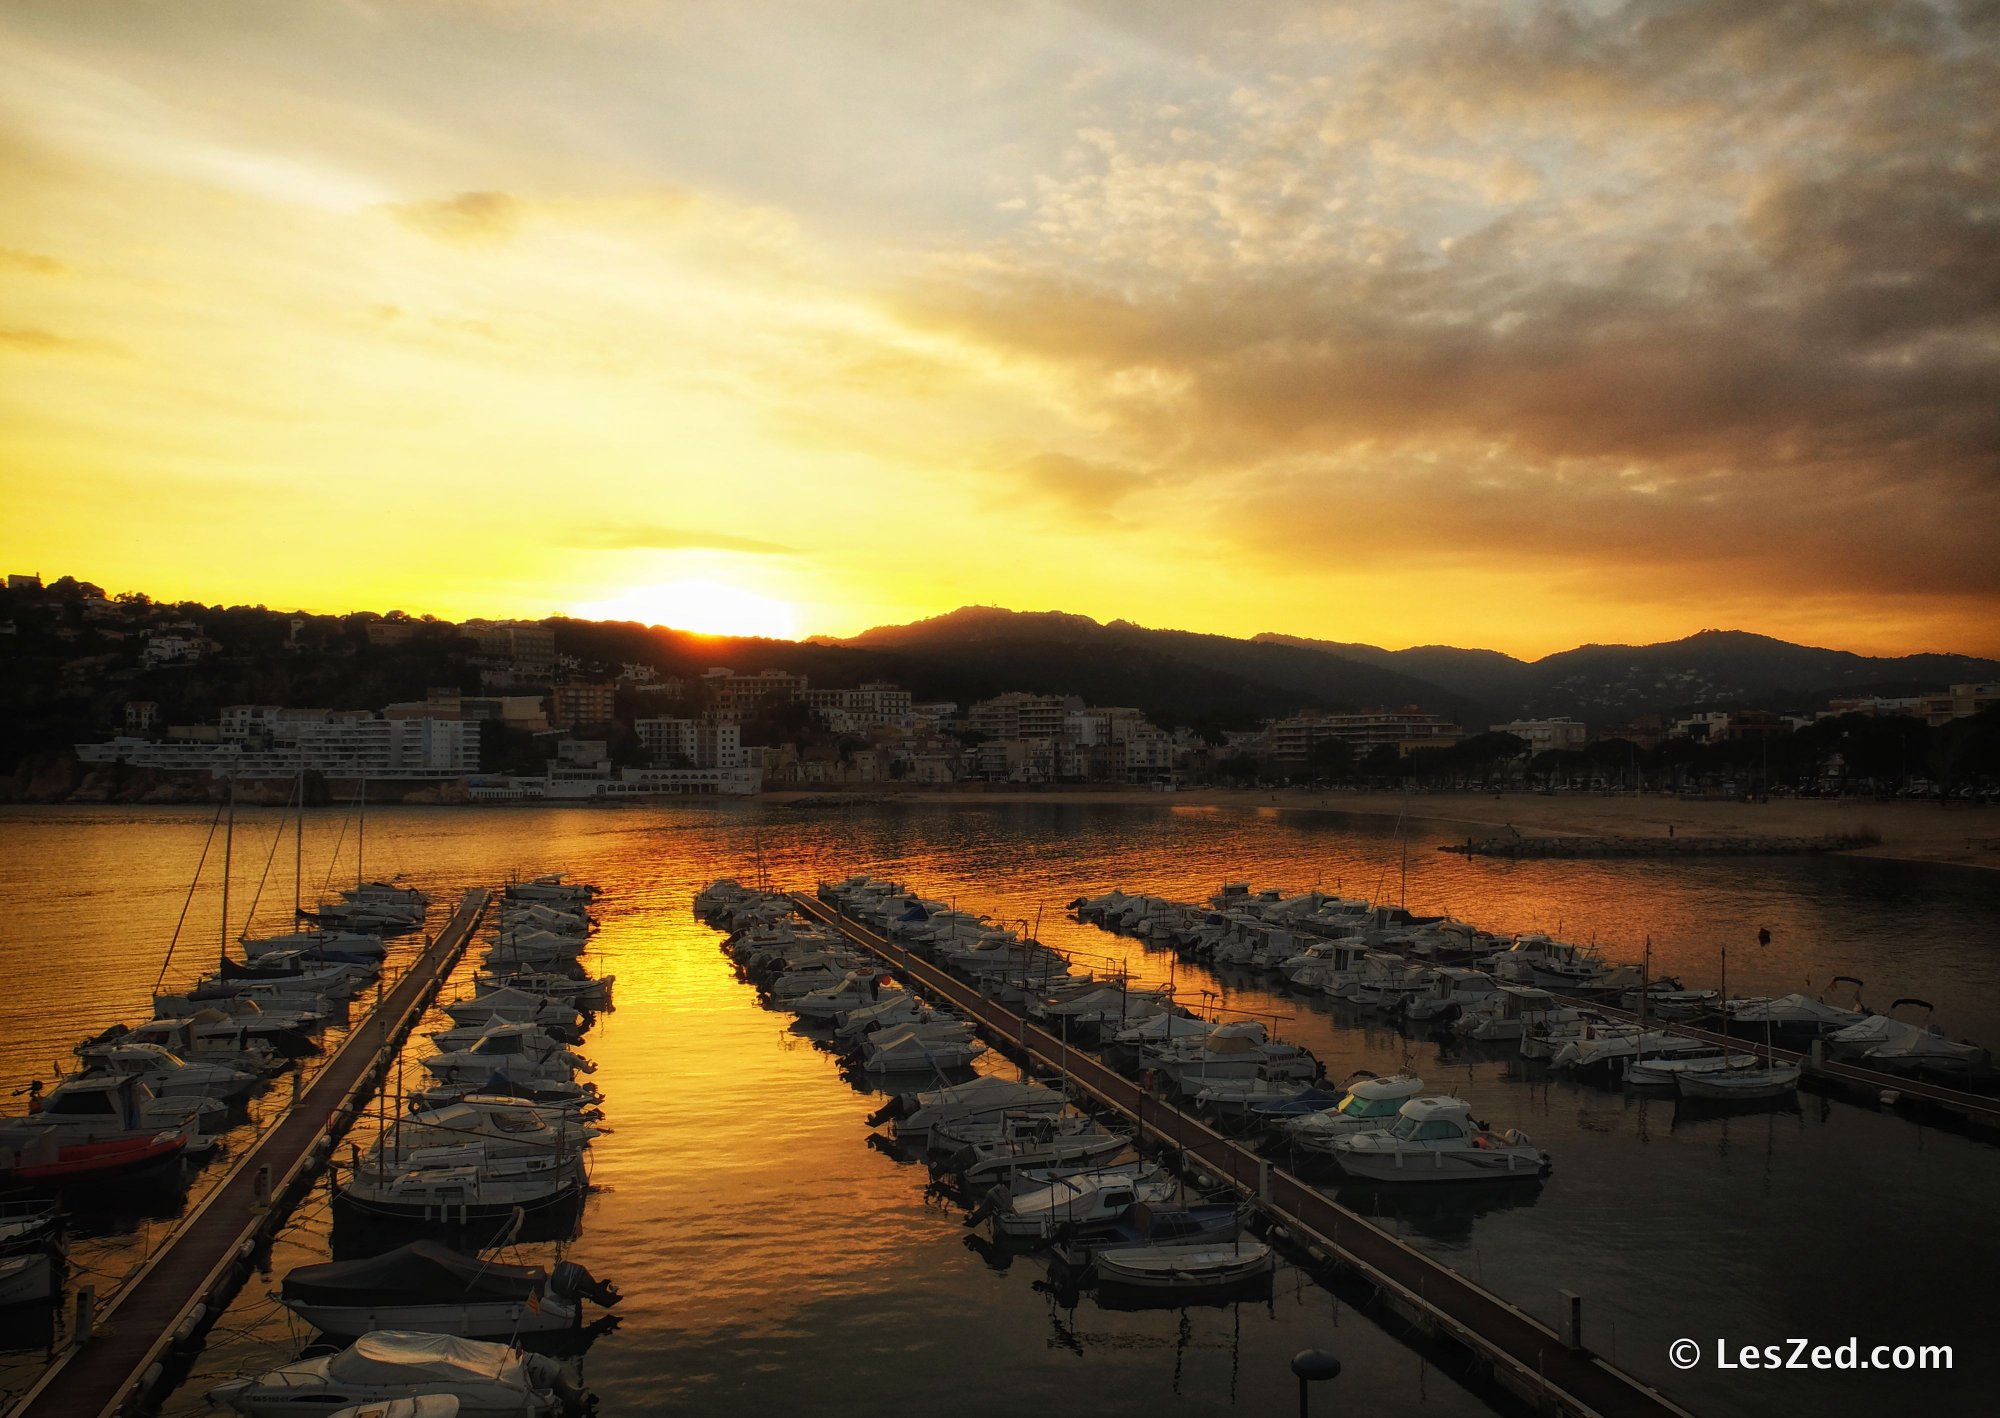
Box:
1291;1349;1341;1418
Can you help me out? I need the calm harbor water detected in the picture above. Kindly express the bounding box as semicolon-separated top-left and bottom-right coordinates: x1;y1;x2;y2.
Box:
2;800;1996;1417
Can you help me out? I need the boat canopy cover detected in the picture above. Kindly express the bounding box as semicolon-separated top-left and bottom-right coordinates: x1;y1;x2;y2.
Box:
284;1241;543;1307
326;1331;525;1385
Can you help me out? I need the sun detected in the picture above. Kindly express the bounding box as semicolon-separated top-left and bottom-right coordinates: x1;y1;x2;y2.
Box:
575;579;799;639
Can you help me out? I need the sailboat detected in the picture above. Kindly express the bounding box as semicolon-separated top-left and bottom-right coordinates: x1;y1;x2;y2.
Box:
1676;935;1800;1103
239;773;387;963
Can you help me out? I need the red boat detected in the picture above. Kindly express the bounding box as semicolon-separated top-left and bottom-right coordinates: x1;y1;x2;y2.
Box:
0;1127;189;1186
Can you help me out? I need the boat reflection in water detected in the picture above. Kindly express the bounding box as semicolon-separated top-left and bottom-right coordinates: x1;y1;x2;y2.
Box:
1332;1174;1547;1246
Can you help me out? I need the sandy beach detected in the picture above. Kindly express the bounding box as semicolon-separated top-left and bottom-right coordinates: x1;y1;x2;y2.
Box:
761;786;2000;872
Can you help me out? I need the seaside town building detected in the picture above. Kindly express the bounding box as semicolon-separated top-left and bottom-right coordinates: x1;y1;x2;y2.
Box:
1490;717;1589;754
636;717;743;769
1263;707;1466;763
77;708;479;779
551;681;617;729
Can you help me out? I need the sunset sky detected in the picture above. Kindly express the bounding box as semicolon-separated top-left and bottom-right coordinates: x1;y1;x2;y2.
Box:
2;1;1995;656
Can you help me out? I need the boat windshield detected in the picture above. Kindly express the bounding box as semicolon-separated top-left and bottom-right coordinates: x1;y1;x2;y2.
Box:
1389;1115;1466;1141
1337;1092;1404;1118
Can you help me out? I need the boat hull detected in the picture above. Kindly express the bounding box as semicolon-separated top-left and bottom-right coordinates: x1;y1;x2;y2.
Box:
280;1296;579;1337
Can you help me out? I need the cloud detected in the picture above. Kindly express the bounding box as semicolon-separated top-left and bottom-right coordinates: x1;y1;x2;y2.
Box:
0;326;126;358
387;190;525;243
1009;451;1153;512
0;247;67;276
890;0;2000;608
564;523;795;555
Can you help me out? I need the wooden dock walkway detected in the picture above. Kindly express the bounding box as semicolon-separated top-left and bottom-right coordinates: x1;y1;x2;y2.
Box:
1551;997;2000;1128
7;888;490;1418
792;892;1697;1418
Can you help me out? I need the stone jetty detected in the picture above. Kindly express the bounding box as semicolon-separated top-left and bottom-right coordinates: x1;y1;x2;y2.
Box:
1441;832;1877;859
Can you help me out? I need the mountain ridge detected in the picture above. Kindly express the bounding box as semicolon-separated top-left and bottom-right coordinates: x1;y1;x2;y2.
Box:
839;608;2000;726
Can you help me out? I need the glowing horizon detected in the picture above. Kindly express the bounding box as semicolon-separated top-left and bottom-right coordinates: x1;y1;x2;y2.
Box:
2;3;1995;661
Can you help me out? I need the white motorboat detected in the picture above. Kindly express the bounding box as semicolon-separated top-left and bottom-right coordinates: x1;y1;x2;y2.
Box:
241;930;386;963
505;874;599;905
1285;1074;1426;1153
1343;952;1428;1010
1493;935;1611;992
946;1119;1129;1185
1324;1096;1550;1182
1675;1061;1801;1102
379;1099;598;1163
406;1078;600;1116
1094;1238;1274;1291
834;994;926;1039
422;1023;590;1085
443;988;583;1034
123;1012;285;1072
154;993;326;1050
28;1073;223;1138
1401;968;1500;1022
1148;1021;1317;1092
990;1165;1179;1238
1454;985;1576;1042
861;1022;987;1072
879;1076;1067;1138
280;1241;618;1338
209;1331;587;1417
335;1146;584;1223
473;972;614;1012
1824;1001;1988;1079
76;1041;262;1101
792;970;895;1020
1721;993;1865;1040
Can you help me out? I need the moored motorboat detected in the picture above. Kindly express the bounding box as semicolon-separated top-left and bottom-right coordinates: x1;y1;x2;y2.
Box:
280;1240;618;1337
1324;1096;1550;1182
208;1330;588;1417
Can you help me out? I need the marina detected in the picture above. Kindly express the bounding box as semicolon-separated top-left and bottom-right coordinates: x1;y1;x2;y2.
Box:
3;800;1997;1418
781;885;1689;1418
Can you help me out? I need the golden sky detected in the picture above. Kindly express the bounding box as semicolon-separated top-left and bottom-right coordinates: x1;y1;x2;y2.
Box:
2;1;1996;656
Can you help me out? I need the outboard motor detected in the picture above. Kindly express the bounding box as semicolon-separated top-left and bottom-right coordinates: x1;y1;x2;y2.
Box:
550;1261;622;1308
865;1095;909;1127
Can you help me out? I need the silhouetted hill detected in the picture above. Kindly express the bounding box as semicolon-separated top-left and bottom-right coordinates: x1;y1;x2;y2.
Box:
1257;627;2000;721
843;607;1489;727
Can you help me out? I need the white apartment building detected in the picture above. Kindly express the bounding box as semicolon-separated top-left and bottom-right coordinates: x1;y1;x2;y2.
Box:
636;717;741;768
77;711;478;779
1490;718;1589;754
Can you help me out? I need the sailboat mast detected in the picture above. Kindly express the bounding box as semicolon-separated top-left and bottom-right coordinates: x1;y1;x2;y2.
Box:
220;775;235;965
356;774;365;891
1639;936;1650;1034
294;767;303;924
